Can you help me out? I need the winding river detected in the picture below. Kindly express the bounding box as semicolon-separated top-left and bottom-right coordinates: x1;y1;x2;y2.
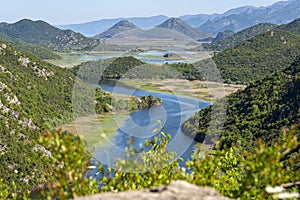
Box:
90;83;210;170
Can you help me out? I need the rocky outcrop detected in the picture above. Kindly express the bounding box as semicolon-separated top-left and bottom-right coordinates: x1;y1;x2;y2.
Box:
77;180;233;200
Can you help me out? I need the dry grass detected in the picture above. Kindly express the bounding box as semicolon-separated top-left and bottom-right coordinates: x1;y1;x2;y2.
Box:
59;113;128;147
120;79;246;101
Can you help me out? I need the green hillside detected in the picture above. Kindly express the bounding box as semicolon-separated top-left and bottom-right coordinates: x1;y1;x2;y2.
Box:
0;41;106;193
0;41;79;193
212;29;300;84
203;23;277;51
0;42;165;194
204;17;300;52
0;19;101;51
182;55;300;150
278;18;300;35
0;32;61;60
0;42;77;129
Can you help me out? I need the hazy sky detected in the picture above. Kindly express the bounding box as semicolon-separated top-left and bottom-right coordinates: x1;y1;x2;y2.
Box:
0;0;284;25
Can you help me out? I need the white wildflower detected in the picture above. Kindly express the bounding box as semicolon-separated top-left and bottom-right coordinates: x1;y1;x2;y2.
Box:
276;192;300;199
266;186;284;194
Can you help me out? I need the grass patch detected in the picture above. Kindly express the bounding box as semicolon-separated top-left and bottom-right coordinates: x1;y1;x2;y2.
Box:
59;113;129;148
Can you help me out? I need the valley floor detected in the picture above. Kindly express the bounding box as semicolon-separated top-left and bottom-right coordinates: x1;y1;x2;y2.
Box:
120;79;245;101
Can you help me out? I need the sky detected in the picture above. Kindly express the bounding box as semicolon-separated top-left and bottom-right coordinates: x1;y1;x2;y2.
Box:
0;0;284;25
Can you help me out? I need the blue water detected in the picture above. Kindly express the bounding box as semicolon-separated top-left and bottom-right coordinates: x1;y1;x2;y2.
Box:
91;83;210;171
66;50;192;63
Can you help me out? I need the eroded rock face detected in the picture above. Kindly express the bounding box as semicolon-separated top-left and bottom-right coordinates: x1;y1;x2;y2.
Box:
76;180;233;200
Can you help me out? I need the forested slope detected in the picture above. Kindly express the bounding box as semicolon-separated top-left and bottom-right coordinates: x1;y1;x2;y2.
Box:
182;55;300;150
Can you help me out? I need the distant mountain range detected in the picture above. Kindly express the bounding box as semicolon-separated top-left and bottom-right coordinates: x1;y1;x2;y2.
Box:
0;19;102;51
94;18;209;41
57;15;169;37
102;27;194;42
180;6;257;28
204;16;300;51
57;0;300;36
1;1;300;51
94;18;210;42
199;0;300;34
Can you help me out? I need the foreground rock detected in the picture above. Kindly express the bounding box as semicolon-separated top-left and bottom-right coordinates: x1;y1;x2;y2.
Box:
77;180;233;200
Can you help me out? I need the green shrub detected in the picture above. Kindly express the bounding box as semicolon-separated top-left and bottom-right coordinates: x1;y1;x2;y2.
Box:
37;130;98;199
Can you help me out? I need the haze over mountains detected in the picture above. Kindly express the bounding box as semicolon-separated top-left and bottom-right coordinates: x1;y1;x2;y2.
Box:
199;0;300;33
57;15;169;36
1;0;299;45
180;6;258;28
58;0;300;36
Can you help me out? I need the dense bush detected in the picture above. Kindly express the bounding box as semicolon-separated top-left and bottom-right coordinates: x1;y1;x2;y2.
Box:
32;126;299;200
188;126;300;199
37;130;98;199
212;30;300;84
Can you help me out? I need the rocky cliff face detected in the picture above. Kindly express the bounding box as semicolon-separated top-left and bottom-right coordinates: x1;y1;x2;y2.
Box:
76;181;233;200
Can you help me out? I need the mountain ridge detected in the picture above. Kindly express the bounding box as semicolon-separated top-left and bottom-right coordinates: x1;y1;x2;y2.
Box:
0;32;61;60
180;6;258;28
58;15;169;37
203;23;278;51
156;17;210;40
94;20;141;38
56;1;300;37
198;0;300;34
0;19;102;51
212;29;300;84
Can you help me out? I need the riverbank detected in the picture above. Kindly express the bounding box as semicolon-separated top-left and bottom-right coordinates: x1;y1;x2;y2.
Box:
60;82;210;157
46;50;211;68
119;79;245;101
59;113;129;148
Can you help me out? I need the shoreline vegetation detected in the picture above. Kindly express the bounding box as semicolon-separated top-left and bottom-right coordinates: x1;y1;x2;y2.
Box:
59;78;243;150
60;86;162;146
59;113;128;148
